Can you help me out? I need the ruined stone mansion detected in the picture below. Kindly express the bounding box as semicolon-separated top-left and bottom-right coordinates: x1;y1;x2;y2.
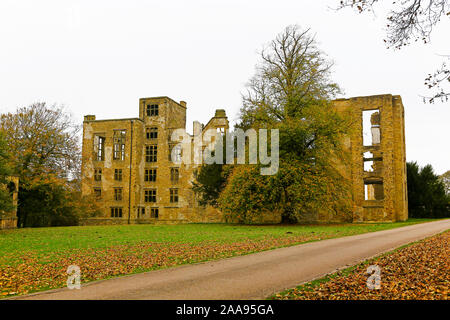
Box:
81;94;408;225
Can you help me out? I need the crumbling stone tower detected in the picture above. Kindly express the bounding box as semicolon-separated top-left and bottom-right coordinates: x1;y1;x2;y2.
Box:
334;94;408;222
81;94;407;225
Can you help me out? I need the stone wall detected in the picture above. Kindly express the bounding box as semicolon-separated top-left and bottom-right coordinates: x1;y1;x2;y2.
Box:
81;94;408;226
0;176;19;229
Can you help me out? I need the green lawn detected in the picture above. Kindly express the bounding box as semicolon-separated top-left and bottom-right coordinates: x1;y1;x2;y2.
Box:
0;219;431;265
0;219;433;297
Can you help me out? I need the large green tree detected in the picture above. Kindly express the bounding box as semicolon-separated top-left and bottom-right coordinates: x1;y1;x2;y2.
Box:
195;25;353;223
0;103;80;184
407;161;449;218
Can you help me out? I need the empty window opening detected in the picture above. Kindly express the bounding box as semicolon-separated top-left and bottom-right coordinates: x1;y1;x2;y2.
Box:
150;208;159;218
114;169;123;181
362;110;380;146
114;188;123;201
7;182;16;194
364;181;384;200
171;168;179;184
113;130;126;161
363;151;374;172
93;188;102;200
94;168;102;181
94;136;106;161
170;188;179;203
137;207;145;218
146;145;157;163
363;151;383;173
110;207;123;218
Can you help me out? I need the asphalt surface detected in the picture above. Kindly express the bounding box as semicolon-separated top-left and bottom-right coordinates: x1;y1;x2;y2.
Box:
16;219;450;300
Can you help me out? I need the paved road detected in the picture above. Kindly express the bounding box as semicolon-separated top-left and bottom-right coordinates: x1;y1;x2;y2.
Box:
16;219;450;300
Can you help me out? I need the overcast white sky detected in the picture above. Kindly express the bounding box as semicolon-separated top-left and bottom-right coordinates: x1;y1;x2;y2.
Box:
0;0;448;174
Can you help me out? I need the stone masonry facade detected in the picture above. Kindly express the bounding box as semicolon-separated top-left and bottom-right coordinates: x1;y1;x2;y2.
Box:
81;97;228;225
81;94;407;225
333;94;408;222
